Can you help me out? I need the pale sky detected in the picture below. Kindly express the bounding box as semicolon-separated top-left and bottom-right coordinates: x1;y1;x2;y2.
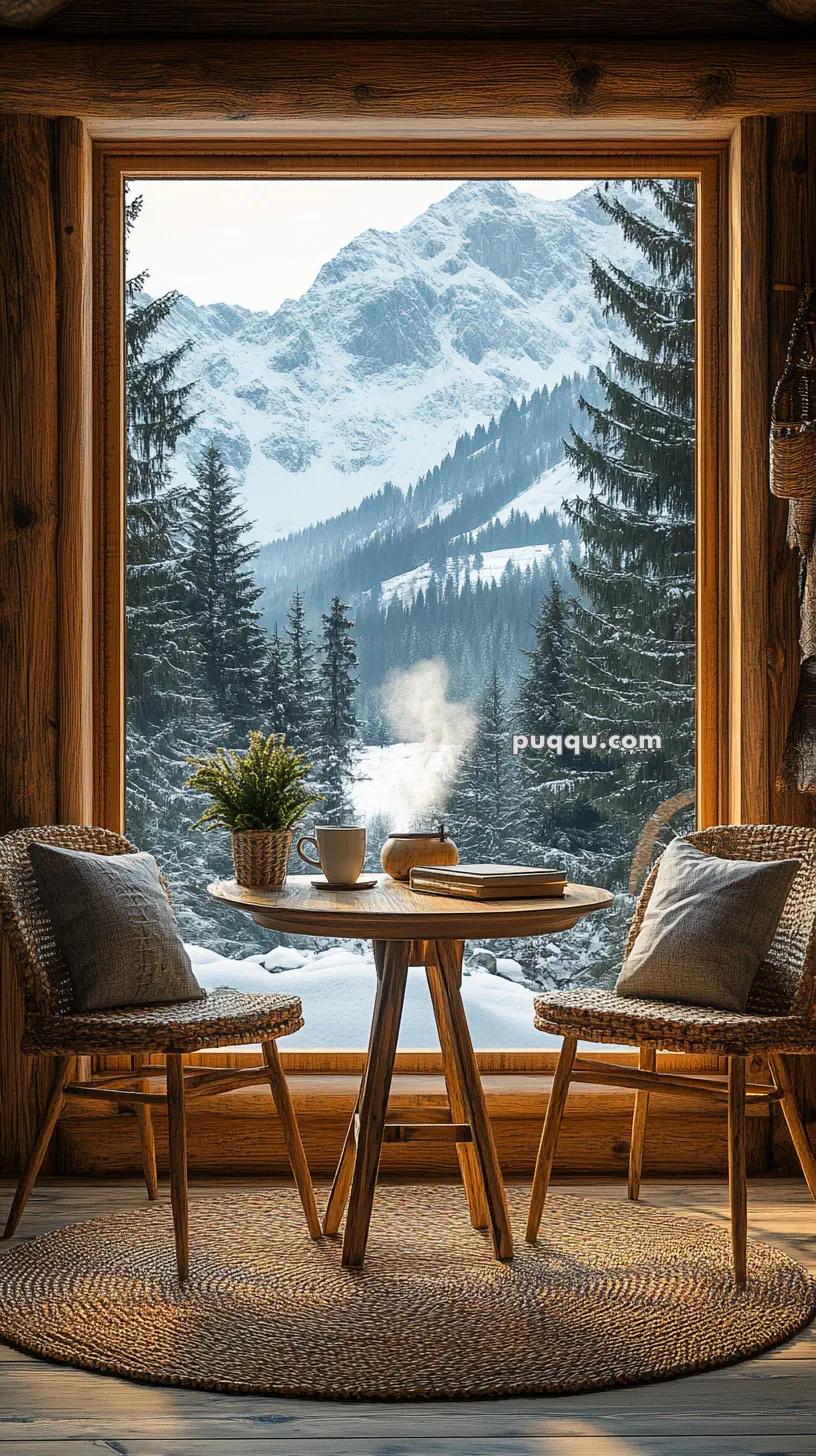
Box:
126;178;590;312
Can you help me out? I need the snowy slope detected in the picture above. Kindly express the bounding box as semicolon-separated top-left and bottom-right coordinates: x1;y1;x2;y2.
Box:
379;544;561;606
145;181;652;540
491;457;581;523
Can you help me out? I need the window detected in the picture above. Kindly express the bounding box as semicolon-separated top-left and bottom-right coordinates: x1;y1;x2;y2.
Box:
95;146;724;1061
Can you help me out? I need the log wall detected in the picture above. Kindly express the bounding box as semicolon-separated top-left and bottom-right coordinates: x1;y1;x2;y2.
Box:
1;54;816;1172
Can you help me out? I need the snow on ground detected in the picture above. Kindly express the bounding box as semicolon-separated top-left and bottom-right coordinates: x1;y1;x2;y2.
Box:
490;457;580;524
189;943;550;1049
351;741;462;829
188;944;630;1052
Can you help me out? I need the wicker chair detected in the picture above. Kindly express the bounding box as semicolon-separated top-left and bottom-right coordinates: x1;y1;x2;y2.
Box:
0;825;321;1279
527;824;816;1285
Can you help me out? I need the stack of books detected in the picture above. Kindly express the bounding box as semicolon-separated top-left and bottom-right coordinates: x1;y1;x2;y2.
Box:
408;863;568;900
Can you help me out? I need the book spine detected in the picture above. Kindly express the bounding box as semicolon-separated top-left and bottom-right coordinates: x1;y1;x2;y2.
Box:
410;879;567;900
410;873;566;889
409;881;484;899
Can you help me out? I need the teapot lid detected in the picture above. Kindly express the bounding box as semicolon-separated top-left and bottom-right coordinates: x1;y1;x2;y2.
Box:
388;821;447;841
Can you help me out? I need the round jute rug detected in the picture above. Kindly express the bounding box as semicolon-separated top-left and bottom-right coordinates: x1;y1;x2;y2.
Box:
0;1186;813;1400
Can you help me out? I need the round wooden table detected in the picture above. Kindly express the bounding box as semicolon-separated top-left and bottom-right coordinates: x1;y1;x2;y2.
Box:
208;874;613;1267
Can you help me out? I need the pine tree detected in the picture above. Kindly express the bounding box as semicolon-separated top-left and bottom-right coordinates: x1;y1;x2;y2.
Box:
518;578;570;790
124;196;264;957
125;195;200;732
125;193;209;862
447;668;524;862
266;627;292;736
562;180;696;882
315;595;360;823
185;442;268;732
285;588;319;757
514;578;610;867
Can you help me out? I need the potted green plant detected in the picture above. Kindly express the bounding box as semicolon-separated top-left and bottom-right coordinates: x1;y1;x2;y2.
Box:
186;731;322;889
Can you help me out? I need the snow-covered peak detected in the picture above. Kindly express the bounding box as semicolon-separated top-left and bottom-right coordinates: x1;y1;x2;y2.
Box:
143;180;650;541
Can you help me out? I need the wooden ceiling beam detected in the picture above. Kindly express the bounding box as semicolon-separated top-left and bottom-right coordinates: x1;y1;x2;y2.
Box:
13;0;801;37
0;0;74;27
763;0;816;19
0;38;815;125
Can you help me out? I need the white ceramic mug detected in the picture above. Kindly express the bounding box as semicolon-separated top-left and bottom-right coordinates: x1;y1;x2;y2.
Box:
297;825;367;885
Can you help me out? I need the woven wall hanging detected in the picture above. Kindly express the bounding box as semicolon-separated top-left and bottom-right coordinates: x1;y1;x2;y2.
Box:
772;288;816;794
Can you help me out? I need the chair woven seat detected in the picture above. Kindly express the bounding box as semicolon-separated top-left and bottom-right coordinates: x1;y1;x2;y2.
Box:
534;986;816;1056
526;824;816;1284
23;988;304;1055
0;823;323;1271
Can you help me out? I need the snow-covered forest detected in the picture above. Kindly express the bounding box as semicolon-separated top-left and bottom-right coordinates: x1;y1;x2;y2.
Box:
125;178;696;1045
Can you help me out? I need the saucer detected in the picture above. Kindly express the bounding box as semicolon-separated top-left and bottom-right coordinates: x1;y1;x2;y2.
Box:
310;876;378;891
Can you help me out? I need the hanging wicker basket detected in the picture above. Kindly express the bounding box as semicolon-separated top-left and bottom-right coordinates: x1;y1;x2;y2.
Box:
231;830;293;889
771;287;816;499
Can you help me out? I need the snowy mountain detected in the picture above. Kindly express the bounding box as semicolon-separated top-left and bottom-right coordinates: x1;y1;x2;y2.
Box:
147;180;652;541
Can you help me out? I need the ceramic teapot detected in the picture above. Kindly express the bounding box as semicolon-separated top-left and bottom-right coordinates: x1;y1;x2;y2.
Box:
380;823;459;882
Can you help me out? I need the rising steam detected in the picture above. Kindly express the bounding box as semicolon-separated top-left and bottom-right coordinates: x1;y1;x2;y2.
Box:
379;659;476;823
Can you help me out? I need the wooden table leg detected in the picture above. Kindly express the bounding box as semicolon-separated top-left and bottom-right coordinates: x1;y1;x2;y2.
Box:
424;940;490;1230
430;940;513;1261
341;940;410;1267
324;953;394;1237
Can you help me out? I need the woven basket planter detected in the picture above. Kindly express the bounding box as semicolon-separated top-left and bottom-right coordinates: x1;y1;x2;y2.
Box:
771;287;816;499
231;830;293;889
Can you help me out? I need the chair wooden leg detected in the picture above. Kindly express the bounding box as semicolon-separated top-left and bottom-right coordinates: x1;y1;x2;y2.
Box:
2;1056;71;1241
526;1036;577;1244
132;1054;158;1202
728;1054;748;1288
769;1053;816;1200
342;940;410;1267
262;1038;321;1239
165;1054;189;1282
425;940;490;1230
628;1043;656;1200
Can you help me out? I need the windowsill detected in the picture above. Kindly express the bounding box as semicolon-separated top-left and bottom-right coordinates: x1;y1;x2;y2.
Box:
57;1066;769;1180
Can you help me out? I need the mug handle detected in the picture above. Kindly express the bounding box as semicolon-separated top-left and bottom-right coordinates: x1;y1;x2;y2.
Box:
296;835;321;869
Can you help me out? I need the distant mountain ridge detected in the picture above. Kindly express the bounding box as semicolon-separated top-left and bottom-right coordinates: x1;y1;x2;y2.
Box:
145;180;653;541
255;372;594;632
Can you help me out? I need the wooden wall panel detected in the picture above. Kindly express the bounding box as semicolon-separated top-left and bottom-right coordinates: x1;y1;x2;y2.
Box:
729;116;770;824
768;114;816;831
0;114;60;1174
56;1075;772;1180
0;114;92;1174
753;114;816;1171
55;116;93;826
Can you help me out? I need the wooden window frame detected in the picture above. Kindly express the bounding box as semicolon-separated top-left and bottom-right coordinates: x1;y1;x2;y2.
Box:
92;137;728;1080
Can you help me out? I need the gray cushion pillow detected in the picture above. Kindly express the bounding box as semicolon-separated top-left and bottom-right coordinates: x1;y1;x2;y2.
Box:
615;838;800;1013
28;842;205;1013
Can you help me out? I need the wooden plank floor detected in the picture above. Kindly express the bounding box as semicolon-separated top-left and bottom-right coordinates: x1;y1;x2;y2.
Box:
1;1176;815;1454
